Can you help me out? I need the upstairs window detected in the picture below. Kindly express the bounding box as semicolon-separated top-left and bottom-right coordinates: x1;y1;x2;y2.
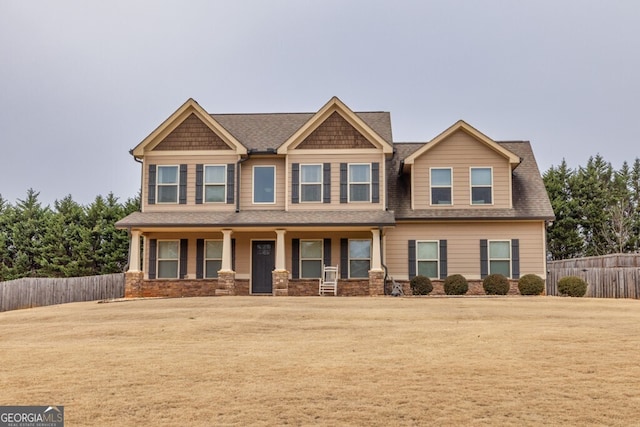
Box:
301;164;322;202
471;167;492;204
349;164;371;202
417;241;439;279
205;240;223;278
431;168;452;205
157;166;179;203
300;240;323;278
489;240;511;277
204;165;226;203
157;240;179;279
254;166;276;204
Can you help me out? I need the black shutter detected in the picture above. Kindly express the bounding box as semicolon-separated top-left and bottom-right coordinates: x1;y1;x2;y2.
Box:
324;238;331;267
511;239;520;279
292;239;300;279
227;164;235;204
179;164;187;204
439;240;448;279
480;239;488;279
148;164;156;205
340;238;348;279
195;164;203;204
408;240;416;280
372;162;380;203
323;163;331;203
180;239;188;278
232;238;236;271
340;163;347;203
148;239;157;279
292;163;299;204
196;239;204;279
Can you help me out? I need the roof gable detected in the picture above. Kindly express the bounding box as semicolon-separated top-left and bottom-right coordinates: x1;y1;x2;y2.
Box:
131;98;247;158
277;96;393;154
402;120;521;172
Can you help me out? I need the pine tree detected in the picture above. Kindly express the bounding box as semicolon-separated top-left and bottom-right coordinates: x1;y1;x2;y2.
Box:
0;195;14;281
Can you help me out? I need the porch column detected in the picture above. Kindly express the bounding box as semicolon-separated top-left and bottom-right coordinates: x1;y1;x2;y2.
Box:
127;230;141;273
221;229;233;272
275;229;287;271
370;228;383;271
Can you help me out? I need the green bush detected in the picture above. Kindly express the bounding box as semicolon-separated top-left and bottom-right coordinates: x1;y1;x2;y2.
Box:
518;274;545;296
482;274;510;295
444;274;468;295
557;276;588;297
410;275;433;295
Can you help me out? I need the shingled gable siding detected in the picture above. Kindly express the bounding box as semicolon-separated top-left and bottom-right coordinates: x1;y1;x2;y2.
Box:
295;111;376;150
412;130;512;209
154;113;231;151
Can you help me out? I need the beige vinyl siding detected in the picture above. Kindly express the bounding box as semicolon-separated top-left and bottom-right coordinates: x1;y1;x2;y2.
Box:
142;152;238;212
287;152;386;211
239;157;286;211
412;130;511;209
384;221;547;280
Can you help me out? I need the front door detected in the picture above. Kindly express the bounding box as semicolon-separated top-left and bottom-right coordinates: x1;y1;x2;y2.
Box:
252;241;275;294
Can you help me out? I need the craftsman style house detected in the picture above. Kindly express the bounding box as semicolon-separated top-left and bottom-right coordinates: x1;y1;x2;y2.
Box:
116;97;554;297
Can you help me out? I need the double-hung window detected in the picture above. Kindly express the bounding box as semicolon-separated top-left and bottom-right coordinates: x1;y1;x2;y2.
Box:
157;240;179;279
205;240;223;278
204;165;226;203
349;164;371;202
254;166;276;204
489;240;511;277
417;241;439;279
301;164;322;202
471;167;492;204
349;239;371;278
300;240;322;278
157;166;179;203
431;168;452;205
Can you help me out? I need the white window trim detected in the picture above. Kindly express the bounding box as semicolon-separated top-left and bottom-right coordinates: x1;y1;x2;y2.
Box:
488;239;511;278
348;163;372;203
300;164;323;203
416;240;440;279
300;239;323;278
157;239;179;279
204;239;223;278
430;167;453;206
470;166;494;205
253;165;276;205
156;165;179;204
348;239;371;279
203;164;227;204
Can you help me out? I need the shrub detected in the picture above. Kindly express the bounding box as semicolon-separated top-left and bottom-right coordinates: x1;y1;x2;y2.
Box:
482;274;510;295
518;274;545;296
444;274;468;295
557;276;588;297
410;275;433;295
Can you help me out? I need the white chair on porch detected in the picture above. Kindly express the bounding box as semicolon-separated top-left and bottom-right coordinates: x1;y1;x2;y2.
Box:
319;265;339;296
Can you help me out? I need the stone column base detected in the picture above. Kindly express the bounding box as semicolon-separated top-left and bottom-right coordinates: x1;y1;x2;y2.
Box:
124;271;144;298
369;270;385;296
273;270;289;296
217;271;236;296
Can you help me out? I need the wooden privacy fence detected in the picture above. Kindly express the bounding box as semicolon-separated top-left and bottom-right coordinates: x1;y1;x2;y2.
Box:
0;273;125;312
547;254;640;299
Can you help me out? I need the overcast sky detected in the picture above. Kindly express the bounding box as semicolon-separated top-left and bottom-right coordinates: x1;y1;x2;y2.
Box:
1;1;639;207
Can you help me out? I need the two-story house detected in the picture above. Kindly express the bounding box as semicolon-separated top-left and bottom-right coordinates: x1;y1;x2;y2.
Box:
115;97;554;297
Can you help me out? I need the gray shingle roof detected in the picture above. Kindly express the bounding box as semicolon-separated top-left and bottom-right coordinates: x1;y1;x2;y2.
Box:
388;141;555;220
116;209;396;228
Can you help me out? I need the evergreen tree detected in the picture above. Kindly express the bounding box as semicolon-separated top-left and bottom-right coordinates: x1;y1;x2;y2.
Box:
0;195;14;281
86;193;131;274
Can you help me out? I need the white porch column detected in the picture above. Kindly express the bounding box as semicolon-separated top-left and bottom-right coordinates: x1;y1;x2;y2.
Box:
370;228;383;271
127;230;141;273
275;229;287;271
221;229;233;272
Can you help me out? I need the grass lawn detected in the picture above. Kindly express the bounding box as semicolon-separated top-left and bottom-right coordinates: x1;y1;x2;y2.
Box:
1;296;640;426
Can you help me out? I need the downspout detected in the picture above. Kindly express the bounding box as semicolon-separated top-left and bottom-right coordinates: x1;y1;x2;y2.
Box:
236;155;249;213
379;226;389;295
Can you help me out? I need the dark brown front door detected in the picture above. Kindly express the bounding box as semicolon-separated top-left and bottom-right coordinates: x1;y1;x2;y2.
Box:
252;241;274;294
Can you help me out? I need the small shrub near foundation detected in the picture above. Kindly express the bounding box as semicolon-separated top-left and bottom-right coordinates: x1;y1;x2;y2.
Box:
482;274;510;295
518;274;545;296
558;276;588;297
444;274;468;295
410;275;433;295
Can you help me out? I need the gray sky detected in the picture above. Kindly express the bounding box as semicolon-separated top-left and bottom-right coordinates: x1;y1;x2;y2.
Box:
1;1;639;207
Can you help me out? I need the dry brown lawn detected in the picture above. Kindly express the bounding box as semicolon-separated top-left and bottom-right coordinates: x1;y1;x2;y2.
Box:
1;296;640;426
